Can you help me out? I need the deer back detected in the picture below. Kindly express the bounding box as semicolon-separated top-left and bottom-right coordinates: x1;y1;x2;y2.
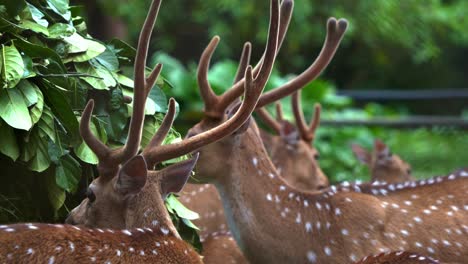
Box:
353;251;441;264
0;223;200;263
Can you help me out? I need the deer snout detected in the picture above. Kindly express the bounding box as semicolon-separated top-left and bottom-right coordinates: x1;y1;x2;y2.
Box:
65;213;77;225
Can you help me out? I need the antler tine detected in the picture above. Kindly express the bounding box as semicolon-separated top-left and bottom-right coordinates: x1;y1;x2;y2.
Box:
252;0;294;79
215;0;286;112
275;102;284;122
197;36;221;117
254;17;348;109
256;108;282;134
226;42;252;114
309;103;321;134
291;91;321;142
118;0;163;162
291;91;309;141
79;100;111;160
142;98;177;168
233;42;252;84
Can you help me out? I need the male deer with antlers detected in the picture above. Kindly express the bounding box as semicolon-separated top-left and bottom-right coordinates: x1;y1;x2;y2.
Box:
0;0;280;262
352;139;414;183
174;3;467;262
257;91;328;191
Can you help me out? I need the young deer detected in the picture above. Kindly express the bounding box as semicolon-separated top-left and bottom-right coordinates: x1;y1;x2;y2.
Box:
352;139;414;183
257;91;328;191
182;8;467;263
0;0;279;262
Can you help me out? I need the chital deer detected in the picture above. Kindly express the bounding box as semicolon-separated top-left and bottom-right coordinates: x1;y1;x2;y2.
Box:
352;139;414;183
0;0;280;261
180;6;467;262
257;91;328;191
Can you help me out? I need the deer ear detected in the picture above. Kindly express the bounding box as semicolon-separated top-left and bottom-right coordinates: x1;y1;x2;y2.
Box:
280;121;300;144
351;144;371;165
159;153;199;199
115;155;148;196
374;139;390;157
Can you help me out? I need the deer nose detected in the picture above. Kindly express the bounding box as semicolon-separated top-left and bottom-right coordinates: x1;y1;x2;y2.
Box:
317;184;327;190
65;214;77;225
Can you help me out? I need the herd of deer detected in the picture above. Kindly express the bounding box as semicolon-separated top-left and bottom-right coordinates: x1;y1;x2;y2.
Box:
0;0;466;263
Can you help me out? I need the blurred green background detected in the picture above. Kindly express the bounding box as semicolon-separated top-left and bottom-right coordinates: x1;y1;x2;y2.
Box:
0;0;467;223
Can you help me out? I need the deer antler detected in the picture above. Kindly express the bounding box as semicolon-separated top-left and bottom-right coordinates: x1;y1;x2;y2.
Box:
291;90;321;143
80;0;163;174
255;17;347;108
142;0;280;166
256;102;284;134
213;0;294;113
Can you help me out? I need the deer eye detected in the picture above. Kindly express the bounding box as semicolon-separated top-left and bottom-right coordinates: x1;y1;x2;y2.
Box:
85;188;96;203
314;154;320;160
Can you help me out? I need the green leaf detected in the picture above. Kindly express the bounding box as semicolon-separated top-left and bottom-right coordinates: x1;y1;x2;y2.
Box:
25;3;48;27
26;129;51;172
41;80;79;139
19;20;49;36
165;194;199;221
123;88;157;115
181;218;199;230
13;38;66;73
0;44;25;89
109;38;136;66
37;106;55;142
64;36;106;63
48;23;75;39
48;140;68;164
55;154;81;193
17;80;38;106
45;169;66;212
63;32;88;53
96;48;119;71
29;83;44;125
46;0;71;21
21;54;36;79
141;116;158;148
0;87;32;130
148;85;168;113
74;61;117;90
0;119;20;161
117;74;133;87
74;116;106;164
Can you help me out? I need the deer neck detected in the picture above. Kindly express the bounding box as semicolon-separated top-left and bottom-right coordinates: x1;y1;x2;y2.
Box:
211;126;327;263
125;179;180;238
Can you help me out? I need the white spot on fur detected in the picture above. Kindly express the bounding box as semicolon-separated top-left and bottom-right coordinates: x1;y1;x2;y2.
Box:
307;251;317;263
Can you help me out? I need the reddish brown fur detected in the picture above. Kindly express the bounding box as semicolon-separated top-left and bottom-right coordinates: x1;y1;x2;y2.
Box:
352;139;414;183
201;233;246;264
353;251;440;264
0;224;200;263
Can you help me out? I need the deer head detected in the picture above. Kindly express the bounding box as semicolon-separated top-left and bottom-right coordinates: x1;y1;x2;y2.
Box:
352;139;414;183
257;91;328;191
